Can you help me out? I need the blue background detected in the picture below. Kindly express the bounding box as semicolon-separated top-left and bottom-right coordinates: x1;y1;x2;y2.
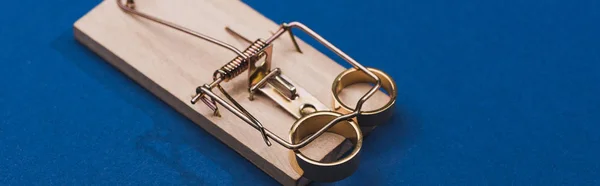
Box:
1;0;599;185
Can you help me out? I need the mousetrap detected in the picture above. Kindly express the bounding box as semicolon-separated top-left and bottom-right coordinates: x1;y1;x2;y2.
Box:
74;0;397;185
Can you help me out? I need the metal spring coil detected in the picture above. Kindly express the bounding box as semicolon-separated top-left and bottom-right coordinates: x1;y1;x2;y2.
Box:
215;39;267;81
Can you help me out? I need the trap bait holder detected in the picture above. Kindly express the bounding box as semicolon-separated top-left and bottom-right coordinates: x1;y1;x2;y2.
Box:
118;0;397;182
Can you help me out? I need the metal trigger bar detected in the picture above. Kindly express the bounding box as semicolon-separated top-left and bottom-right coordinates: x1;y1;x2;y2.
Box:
117;0;382;150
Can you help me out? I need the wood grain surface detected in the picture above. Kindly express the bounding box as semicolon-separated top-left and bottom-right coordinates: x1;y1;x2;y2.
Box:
74;0;389;185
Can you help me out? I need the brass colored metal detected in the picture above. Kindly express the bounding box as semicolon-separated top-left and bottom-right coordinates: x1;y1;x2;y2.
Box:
117;0;397;182
332;68;397;127
249;67;299;102
255;72;329;119
289;111;362;182
271;75;298;100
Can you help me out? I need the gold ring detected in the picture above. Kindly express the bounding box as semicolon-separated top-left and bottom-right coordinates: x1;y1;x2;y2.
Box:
289;111;363;182
331;68;397;128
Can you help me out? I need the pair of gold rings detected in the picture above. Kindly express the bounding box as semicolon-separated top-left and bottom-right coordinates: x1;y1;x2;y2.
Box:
289;67;397;182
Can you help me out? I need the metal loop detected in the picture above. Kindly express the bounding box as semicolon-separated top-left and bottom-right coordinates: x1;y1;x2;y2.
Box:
266;22;383;115
332;68;397;128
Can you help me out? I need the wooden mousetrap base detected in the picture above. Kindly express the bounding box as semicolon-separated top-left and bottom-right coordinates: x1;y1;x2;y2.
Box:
74;0;388;185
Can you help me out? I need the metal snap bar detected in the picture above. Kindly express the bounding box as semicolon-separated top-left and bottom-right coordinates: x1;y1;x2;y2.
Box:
117;0;395;182
332;68;397;129
289;111;362;182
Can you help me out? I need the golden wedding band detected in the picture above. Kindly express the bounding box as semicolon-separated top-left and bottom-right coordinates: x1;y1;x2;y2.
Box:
289;111;363;182
332;67;397;128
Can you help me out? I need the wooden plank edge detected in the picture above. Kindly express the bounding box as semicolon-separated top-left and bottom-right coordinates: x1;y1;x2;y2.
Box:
73;23;350;186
